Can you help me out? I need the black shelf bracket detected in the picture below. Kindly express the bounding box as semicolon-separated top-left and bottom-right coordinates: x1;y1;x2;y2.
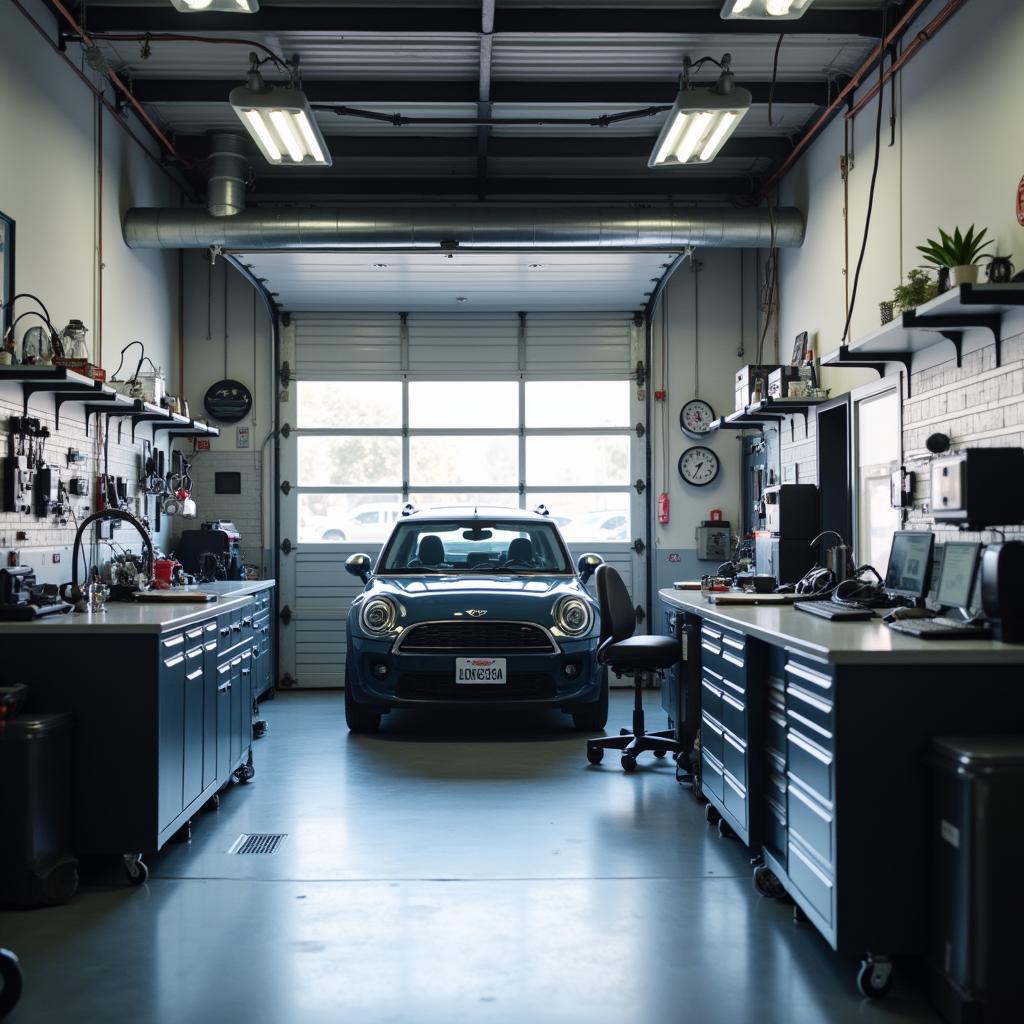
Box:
830;346;915;396
22;379;106;419
77;395;127;437
112;402;146;444
130;412;173;443
902;310;1003;367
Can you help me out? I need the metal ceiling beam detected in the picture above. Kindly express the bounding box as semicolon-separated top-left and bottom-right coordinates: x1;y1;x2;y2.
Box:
173;133;791;161
242;177;759;198
130;79;835;107
477;0;495;199
84;6;883;35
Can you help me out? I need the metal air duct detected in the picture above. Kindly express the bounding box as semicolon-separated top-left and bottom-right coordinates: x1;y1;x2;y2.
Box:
124;205;804;251
206;132;248;217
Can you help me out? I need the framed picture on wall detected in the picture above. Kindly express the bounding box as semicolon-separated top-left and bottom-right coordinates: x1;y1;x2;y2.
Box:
790;331;808;368
0;211;13;338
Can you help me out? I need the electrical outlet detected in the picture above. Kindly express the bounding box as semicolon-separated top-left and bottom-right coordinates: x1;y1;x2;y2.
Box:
52;553;60;564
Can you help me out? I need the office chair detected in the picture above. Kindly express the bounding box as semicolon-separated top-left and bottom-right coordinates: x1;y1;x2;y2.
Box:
586;564;684;772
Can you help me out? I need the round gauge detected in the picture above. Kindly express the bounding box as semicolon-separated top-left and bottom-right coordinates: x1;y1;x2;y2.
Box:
678;445;720;487
680;398;716;439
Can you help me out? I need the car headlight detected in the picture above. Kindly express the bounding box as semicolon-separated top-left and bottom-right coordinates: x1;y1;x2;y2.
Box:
555;596;592;636
361;597;398;634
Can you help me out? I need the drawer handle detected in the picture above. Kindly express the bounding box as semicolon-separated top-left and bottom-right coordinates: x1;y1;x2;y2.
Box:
788;837;833;888
724;771;745;798
241;668;251;677
205;642;218;653
724;732;744;754
163;634;185;649
722;692;744;712
187;668;203;682
787;708;833;742
232;624;242;633
242;617;253;627
701;714;723;736
206;622;218;633
789;729;832;766
722;651;744;670
789;780;832;822
701;679;722;697
722;635;744;652
164;653;185;669
786;684;832;715
786;661;832;690
701;626;722;641
218;681;232;693
701;641;722;658
701;665;723;682
220;628;230;637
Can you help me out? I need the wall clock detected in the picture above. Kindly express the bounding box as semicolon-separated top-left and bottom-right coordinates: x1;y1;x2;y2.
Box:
203;379;253;424
678;445;720;487
679;398;716;439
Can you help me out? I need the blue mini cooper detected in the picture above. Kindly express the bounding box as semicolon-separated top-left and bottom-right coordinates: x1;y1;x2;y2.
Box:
343;506;607;733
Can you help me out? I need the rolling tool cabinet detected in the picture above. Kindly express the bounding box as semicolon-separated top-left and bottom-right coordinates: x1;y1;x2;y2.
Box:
0;581;275;884
660;588;1024;1000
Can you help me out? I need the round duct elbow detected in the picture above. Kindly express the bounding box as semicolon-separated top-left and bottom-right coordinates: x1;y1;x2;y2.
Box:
206;132;248;218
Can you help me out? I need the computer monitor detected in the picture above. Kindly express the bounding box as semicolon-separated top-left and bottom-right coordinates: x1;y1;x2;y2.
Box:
936;542;981;609
883;530;935;600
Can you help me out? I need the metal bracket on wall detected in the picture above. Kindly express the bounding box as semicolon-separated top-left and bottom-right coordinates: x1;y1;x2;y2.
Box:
634;478;646;494
280;480;292;495
829;345;915;397
129;411;173;443
902;310;1003;369
635;422;645;438
632;537;646;555
280;538;293;555
279;605;292;625
279;361;291;387
74;394;124;436
22;379;106;424
280;423;292;439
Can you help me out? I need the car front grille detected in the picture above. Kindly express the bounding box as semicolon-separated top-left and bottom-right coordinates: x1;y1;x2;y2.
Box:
396;673;556;701
397;621;556;653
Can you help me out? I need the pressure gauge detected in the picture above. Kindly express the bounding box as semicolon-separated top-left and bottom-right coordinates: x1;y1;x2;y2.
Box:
680;398;716;439
678;445;720;487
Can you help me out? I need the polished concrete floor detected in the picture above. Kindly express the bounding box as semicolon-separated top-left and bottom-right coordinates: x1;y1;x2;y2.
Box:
1;691;941;1023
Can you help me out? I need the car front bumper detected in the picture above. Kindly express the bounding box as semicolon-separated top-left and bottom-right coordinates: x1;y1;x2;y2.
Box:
348;633;603;711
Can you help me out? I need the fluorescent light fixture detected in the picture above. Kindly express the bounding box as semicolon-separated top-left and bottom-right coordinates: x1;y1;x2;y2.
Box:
170;0;260;12
721;0;814;19
230;69;331;167
648;61;751;168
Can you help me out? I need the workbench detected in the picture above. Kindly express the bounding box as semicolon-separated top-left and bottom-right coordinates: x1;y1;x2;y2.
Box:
658;588;1024;997
0;580;276;884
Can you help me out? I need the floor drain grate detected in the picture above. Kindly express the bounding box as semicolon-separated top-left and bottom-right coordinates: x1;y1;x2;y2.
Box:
228;833;288;855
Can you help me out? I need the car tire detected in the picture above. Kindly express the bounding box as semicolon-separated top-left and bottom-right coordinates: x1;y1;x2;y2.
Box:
571;671;609;732
345;683;382;733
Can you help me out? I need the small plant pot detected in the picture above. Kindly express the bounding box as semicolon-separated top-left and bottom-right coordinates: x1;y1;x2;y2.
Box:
950;264;979;286
879;301;895;325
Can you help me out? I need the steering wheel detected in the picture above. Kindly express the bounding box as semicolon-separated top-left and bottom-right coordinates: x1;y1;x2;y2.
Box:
499;559;533;569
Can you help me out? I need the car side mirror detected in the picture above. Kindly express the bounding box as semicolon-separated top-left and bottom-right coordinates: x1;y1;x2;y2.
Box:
577;552;603;583
345;553;373;583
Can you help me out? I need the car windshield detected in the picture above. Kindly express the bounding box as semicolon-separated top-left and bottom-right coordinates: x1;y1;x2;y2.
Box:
379;519;572;574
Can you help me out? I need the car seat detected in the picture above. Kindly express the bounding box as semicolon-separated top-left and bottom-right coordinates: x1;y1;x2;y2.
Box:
505;537;534;565
417;535;446;566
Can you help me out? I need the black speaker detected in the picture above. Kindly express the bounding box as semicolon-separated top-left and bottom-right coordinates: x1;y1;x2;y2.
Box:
981;542;1024;643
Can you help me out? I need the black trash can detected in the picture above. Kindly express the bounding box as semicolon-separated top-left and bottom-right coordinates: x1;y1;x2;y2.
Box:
0;713;79;908
929;736;1024;1024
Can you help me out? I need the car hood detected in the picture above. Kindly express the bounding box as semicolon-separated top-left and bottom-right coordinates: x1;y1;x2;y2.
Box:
353;573;598;635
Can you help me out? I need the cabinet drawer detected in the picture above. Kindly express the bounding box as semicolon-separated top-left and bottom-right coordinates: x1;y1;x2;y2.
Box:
767;706;788;761
723;730;746;787
720;690;746;741
720;629;746;670
701;676;723;724
766;768;787;809
788;833;835;928
786;684;833;744
701;712;724;763
764;797;787;855
784;657;833;695
723;770;747;832
787;728;833;807
701;750;725;801
788;779;834;870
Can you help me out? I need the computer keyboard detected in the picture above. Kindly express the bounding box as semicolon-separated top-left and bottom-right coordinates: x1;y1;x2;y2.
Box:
794;599;876;621
887;616;992;639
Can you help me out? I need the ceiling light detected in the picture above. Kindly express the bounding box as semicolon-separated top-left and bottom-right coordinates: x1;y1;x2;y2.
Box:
230;60;331;166
170;0;260;12
456;297;469;303
528;263;544;269
721;0;814;19
648;55;751;168
373;263;389;270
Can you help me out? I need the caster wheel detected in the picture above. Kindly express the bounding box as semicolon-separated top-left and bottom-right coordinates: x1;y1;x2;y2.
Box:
857;958;893;999
705;803;721;825
235;763;255;783
172;820;192;844
752;865;786;899
253;720;268;740
621;754;638;773
653;750;667;759
123;854;149;887
0;948;23;1019
586;746;604;766
206;793;220;812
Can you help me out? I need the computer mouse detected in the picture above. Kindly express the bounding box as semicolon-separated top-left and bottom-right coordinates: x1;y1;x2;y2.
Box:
883;607;935;623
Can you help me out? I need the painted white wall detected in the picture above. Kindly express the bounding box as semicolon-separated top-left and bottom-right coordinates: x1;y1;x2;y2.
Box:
649;248;760;585
776;0;1024;385
0;0;180;382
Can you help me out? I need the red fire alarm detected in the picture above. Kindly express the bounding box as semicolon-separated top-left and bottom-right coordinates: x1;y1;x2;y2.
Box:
654;389;667;401
709;508;723;522
1018;174;1024;226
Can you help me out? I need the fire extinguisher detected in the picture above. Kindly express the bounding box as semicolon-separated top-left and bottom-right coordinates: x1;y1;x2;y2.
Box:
657;491;670;524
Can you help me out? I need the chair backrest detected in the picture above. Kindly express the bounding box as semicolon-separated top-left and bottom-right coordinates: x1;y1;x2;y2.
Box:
418;535;445;565
507;537;534;563
596;564;636;646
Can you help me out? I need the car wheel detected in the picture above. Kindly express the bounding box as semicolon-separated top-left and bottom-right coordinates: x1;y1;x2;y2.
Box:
345;683;382;733
571;670;609;732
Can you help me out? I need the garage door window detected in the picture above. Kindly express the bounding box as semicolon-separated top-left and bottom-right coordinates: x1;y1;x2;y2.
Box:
296;378;633;543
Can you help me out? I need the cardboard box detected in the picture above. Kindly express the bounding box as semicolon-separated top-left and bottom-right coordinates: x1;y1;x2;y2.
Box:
54;358;106;382
735;364;780;410
768;366;801;398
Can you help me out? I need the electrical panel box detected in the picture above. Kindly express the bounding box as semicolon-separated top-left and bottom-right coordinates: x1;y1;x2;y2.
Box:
931;449;1024;528
3;457;35;515
34;467;59;518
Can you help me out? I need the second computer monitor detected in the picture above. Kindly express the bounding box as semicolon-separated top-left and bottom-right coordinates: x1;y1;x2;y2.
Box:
884;530;935;600
936;542;981;609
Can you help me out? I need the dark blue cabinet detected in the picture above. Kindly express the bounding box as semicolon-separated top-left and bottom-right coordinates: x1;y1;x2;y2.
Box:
158;633;187;833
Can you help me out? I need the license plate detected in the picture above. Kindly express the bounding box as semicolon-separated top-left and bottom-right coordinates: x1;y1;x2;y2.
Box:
455;657;507;685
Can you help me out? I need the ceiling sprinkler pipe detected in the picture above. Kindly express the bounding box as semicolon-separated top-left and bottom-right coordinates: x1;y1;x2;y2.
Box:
206;132;249;217
124;205;805;251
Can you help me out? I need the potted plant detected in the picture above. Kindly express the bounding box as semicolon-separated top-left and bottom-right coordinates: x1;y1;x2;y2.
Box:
917;225;993;287
892;268;938;314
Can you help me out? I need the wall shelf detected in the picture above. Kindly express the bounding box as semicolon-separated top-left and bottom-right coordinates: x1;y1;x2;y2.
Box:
711;396;830;440
821;283;1024;395
0;365;109;420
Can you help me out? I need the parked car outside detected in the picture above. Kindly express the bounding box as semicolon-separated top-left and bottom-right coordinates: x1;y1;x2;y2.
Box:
343;506;606;733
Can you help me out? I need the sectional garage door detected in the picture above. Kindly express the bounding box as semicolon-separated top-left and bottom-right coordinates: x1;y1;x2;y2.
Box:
278;311;647;689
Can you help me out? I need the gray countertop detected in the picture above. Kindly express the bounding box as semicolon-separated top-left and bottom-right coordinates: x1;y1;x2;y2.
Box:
659;588;1024;666
0;580;276;635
